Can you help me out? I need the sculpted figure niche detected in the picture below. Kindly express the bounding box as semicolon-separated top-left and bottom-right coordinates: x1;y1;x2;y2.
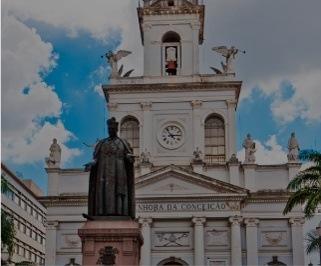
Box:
84;117;135;219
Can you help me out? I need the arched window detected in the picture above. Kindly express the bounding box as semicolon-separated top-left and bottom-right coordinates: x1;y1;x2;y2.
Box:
162;31;181;76
204;115;225;164
120;117;140;156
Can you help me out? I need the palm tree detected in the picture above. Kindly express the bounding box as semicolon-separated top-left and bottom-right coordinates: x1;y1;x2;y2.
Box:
283;150;321;218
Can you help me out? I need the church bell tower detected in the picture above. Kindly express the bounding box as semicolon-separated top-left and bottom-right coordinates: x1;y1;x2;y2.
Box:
104;0;241;172
137;0;205;76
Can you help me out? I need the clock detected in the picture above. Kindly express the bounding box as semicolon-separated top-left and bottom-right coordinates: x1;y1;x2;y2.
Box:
158;123;185;149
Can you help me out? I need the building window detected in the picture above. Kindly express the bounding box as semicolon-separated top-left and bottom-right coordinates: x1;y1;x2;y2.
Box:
120;116;140;156
204;115;226;164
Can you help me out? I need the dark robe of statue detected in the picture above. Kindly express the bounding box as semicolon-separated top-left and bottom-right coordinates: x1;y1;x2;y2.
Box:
86;117;135;219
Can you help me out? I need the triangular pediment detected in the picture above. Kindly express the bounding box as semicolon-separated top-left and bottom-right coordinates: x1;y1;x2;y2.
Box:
136;165;248;198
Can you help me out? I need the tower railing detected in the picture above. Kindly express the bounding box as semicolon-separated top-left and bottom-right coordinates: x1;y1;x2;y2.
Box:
204;155;226;165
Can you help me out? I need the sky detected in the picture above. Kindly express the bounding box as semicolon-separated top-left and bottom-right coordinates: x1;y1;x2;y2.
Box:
2;0;321;194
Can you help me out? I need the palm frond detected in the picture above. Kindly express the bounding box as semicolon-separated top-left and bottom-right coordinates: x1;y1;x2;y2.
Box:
306;230;321;254
287;173;321;190
300;150;321;165
284;149;321;217
283;188;316;215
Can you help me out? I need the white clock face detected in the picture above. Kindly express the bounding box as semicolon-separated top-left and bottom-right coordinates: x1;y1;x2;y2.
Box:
158;123;185;149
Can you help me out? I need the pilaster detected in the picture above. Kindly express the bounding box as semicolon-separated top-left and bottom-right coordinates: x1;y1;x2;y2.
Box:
289;217;305;266
140;102;152;154
45;221;59;265
192;217;206;266
244;218;259;266
190;100;203;153
287;162;301;181
46;169;60;196
228;154;241;186
229;216;243;266
226;100;237;158
243;164;256;191
139;218;153;266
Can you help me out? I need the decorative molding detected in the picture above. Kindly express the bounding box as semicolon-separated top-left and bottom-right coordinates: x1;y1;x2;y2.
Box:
206;229;229;246
46;221;59;229
229;216;243;225
138;217;153;227
228;154;239;164
64;234;81;248
244;218;259;227
226;201;241;211
97;246;118;265
289;217;305;226
192;217;206;226
140;102;152;111
104;81;242;94
107;102;118;111
261;231;287;247
154;232;190;247
226;100;237;108
190;100;202;109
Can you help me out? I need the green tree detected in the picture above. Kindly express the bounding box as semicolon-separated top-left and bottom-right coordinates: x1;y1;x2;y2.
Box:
283;150;321;218
1;178;16;257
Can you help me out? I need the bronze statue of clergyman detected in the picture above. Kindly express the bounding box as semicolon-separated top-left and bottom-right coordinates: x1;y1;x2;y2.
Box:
84;117;135;219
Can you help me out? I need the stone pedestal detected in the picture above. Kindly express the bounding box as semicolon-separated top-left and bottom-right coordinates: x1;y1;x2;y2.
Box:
78;220;143;266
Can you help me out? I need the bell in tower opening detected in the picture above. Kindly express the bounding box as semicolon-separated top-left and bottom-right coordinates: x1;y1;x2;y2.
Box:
162;31;181;76
165;46;178;75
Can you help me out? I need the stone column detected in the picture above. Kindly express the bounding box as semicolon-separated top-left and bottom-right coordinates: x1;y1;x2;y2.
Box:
226;100;237;158
45;221;59;265
229;216;243;266
244;218;259;266
139;218;153;266
192;217;206;266
289;217;305;266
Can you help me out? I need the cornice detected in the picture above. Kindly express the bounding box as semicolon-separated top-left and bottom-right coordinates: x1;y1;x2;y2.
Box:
104;81;241;94
137;4;205;44
245;190;291;203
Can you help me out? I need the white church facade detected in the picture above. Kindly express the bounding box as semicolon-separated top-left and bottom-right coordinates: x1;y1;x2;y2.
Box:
41;1;307;265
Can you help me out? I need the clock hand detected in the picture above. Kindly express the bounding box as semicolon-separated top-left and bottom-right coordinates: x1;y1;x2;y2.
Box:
166;128;176;138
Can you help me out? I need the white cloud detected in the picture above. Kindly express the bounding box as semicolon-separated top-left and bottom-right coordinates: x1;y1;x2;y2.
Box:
271;69;321;123
2;0;143;74
1;13;80;165
93;84;104;98
237;135;287;165
2;121;81;165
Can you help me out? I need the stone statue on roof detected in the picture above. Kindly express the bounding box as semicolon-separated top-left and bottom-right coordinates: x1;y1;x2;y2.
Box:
45;138;61;168
243;134;256;164
211;46;245;74
287;132;300;162
103;50;134;79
